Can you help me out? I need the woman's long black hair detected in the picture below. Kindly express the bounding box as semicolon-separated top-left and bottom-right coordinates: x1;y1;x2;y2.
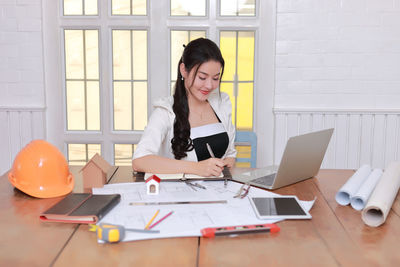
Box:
171;38;225;159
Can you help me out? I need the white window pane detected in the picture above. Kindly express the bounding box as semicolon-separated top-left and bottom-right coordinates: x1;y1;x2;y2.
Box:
88;144;101;159
132;30;147;80
85;30;99;80
66;81;85;130
68;144;101;165
112;0;147;15
133;82;147;130
239;0;255;16
170;81;176;95
64;0;83;15
114;144;136;166
84;0;98;15
64;0;98;15
220;0;256;17
112;0;131;15
113;30;132;80
68;144;86;165
190;31;206;40
64;29;100;132
114;82;132;130
170;30;206;80
171;31;188;80
113;30;148;131
171;0;206;16
65;30;84;80
87;81;100;131
220;0;236;16
132;0;147;15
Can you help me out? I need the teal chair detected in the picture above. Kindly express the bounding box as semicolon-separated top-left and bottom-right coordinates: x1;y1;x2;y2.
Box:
234;131;257;168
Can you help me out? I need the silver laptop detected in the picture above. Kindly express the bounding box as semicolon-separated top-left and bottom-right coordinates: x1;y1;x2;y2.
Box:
232;128;334;190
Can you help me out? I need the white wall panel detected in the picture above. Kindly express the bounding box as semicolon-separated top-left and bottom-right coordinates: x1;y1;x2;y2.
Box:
32;111;46;140
0;111;11;176
321;114;336;169
274;109;400;169
0;108;45;175
335;114;348;169
384;115;399;167
372;115;386;168
8;111;21;164
347;114;362;169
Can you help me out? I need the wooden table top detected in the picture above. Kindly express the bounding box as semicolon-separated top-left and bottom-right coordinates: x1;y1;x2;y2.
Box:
1;167;399;266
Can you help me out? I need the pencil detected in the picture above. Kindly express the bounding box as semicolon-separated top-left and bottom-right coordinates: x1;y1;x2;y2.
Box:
148;211;174;230
206;143;215;158
207;143;227;187
144;209;160;229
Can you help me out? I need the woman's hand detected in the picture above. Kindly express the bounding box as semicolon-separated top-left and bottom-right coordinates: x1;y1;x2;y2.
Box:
223;157;235;168
196;158;225;177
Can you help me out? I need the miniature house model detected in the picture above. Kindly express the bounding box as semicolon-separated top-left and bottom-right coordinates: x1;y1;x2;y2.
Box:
80;153;112;193
146;175;161;195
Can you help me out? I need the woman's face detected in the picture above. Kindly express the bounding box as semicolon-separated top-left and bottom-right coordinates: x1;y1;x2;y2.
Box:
181;60;222;102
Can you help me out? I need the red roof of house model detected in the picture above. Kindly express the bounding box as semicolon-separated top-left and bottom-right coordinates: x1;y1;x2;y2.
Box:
145;175;161;183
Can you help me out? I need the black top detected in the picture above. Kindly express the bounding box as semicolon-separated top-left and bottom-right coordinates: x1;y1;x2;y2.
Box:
191;122;229;161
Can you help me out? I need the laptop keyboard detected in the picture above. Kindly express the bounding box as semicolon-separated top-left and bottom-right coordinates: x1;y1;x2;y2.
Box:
251;173;276;186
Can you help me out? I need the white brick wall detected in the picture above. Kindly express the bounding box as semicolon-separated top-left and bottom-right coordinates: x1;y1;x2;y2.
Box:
276;0;400;109
0;0;45;175
1;0;400;174
0;0;44;107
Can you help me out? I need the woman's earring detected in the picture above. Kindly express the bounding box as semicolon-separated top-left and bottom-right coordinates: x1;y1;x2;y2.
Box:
181;77;184;81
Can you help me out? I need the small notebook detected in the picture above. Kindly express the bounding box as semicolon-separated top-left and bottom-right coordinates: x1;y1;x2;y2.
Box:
143;166;231;181
40;193;121;224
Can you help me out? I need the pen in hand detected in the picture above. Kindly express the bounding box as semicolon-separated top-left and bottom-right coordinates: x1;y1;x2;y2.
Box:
206;143;215;158
206;143;227;187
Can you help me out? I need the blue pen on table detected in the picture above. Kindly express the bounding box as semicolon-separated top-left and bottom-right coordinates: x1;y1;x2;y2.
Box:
206;143;227;187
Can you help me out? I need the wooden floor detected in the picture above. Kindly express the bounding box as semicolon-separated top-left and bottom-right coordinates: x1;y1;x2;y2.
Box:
1;167;399;266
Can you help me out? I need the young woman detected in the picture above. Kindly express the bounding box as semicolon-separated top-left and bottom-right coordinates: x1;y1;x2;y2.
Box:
132;38;236;177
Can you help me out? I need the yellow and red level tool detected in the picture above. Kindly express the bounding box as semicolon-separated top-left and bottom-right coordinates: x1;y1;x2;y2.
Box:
201;223;280;238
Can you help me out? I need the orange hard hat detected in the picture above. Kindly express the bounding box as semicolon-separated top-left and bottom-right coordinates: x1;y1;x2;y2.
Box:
8;140;74;198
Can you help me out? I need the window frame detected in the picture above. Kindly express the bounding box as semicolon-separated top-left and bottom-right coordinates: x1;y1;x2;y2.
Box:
62;27;102;132
43;0;276;167
110;27;150;132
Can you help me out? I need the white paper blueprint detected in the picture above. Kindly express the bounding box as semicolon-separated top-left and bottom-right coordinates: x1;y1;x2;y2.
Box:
350;169;383;211
93;181;315;242
362;162;400;227
335;164;372;205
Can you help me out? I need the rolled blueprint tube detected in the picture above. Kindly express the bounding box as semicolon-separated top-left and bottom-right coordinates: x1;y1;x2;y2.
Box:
335;165;371;206
362;162;400;227
350;169;383;211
